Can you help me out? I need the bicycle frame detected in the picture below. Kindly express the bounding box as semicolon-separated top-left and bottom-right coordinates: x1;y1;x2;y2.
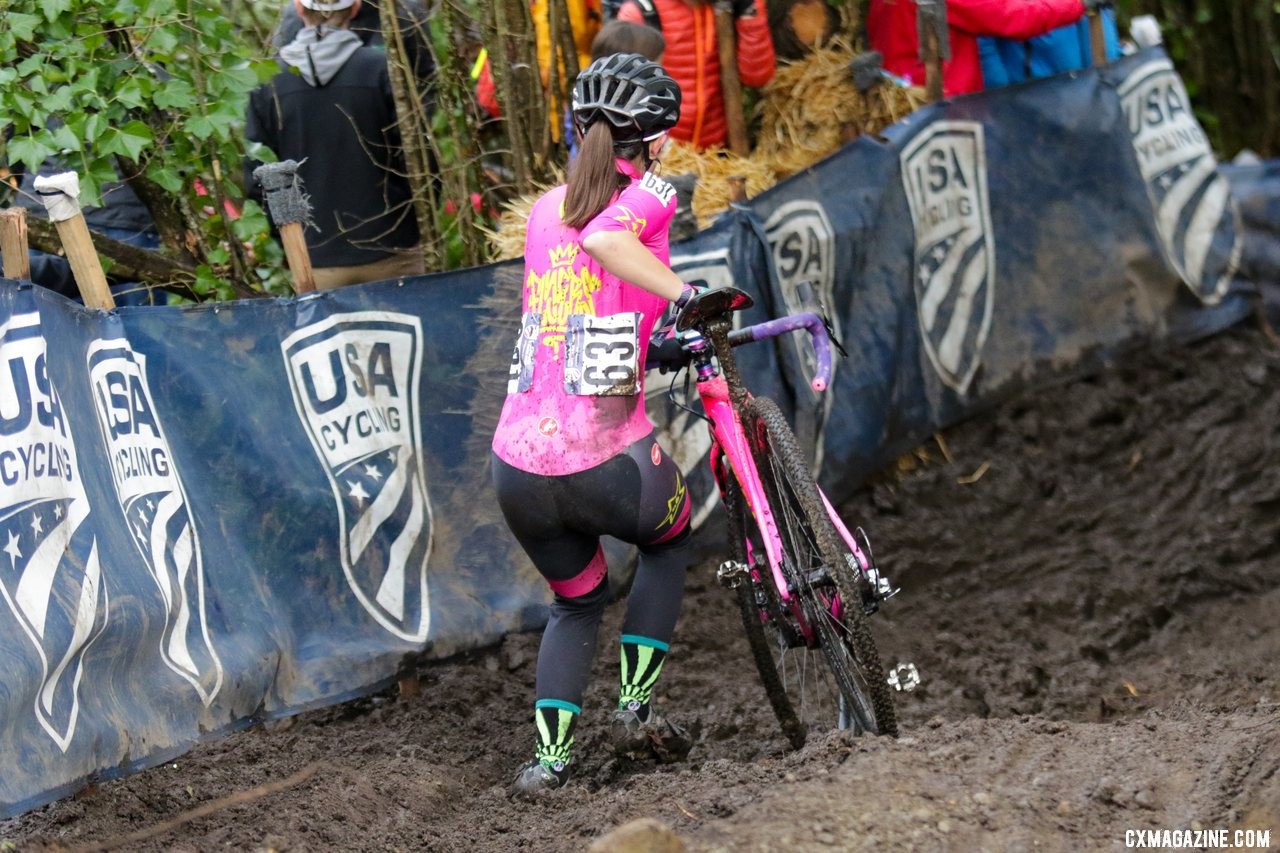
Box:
681;308;874;616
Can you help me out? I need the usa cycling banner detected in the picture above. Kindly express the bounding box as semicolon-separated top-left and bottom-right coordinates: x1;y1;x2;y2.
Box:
690;46;1258;506
0;46;1271;816
0;266;551;817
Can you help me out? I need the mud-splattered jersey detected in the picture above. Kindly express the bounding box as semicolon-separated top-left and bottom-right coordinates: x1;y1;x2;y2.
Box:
492;158;678;475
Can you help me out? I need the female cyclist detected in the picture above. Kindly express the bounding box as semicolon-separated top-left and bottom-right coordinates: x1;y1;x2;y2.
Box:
491;52;701;797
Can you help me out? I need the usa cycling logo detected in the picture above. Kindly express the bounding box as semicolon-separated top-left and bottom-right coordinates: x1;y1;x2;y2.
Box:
282;312;433;642
901;120;995;395
1118;56;1241;304
765;201;839;379
0;313;108;751
88;338;223;706
764;201;838;466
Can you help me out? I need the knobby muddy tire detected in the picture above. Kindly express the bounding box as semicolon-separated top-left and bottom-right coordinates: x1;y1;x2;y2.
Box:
723;477;808;750
745;396;898;737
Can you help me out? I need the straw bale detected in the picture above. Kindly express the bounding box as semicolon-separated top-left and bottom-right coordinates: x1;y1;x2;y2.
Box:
484;192;540;261
754;39;926;179
660;141;776;229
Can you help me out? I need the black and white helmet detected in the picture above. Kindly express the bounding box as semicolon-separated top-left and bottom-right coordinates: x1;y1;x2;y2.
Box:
571;53;681;144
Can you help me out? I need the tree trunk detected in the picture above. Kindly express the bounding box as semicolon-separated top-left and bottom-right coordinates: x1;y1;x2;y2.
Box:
382;2;439;269
25;214;204;301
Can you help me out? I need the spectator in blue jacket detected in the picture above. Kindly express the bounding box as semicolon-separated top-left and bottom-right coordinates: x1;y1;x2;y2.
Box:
979;7;1121;88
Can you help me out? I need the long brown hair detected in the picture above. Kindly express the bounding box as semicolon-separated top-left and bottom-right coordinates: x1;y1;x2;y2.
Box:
562;122;643;230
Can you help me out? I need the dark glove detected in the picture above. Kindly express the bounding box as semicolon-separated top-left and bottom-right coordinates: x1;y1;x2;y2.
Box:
1082;0;1113;12
731;0;758;18
674;280;708;310
647;333;687;373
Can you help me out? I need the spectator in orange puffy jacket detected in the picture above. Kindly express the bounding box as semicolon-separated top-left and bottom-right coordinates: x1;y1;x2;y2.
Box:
609;0;775;151
867;0;1111;98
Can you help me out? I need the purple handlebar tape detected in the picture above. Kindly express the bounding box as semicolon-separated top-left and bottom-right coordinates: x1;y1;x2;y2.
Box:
728;312;832;392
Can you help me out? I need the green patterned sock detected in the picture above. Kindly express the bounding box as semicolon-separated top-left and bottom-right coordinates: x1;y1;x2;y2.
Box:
533;700;579;768
618;634;669;713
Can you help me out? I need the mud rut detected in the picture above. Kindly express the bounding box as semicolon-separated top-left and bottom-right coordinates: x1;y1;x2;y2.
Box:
6;323;1279;852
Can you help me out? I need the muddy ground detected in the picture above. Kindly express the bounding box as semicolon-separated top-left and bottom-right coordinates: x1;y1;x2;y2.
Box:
5;321;1279;852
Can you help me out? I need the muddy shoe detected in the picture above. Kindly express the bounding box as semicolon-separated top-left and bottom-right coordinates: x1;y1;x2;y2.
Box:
510;758;570;799
611;703;692;763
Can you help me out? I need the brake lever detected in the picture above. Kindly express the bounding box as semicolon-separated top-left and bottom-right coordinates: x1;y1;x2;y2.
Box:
823;312;848;359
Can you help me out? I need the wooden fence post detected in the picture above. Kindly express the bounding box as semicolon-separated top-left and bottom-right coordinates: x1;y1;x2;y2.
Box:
714;1;751;156
917;0;949;104
1089;12;1107;66
31;172;116;310
252;161;316;294
0;208;31;281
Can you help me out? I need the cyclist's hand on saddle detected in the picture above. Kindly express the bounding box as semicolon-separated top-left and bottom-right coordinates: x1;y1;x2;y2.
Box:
674;280;709;310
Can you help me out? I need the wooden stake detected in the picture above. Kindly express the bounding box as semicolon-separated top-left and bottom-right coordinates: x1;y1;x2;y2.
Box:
252;161;316;294
278;222;316;294
0;208;31;280
32;172;115;310
1088;12;1107;67
714;3;751;156
398;674;421;700
923;26;944;103
917;0;948;103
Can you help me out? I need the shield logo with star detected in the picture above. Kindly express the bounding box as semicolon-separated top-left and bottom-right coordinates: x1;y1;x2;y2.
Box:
87;339;223;706
0;312;109;750
900;120;996;395
282;312;433;643
1118;56;1242;305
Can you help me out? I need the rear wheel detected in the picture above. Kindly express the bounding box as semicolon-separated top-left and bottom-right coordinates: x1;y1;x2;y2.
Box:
743;396;898;737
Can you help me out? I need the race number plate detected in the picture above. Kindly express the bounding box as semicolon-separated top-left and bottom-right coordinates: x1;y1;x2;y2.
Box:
564;312;641;396
507;311;542;394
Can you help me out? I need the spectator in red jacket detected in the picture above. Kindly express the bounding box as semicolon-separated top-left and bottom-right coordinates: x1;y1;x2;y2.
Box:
610;0;775;150
867;0;1112;98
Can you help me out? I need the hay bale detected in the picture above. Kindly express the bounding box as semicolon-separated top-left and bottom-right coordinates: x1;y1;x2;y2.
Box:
485;192;539;261
660;141;776;229
754;39;926;179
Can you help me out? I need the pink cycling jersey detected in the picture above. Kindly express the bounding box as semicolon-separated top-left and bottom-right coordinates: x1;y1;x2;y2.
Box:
492;158;679;475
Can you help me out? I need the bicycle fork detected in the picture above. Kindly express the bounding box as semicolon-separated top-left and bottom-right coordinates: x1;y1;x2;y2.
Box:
818;490;898;615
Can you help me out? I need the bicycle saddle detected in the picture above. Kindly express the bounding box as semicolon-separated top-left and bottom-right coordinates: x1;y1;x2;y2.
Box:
675;286;754;332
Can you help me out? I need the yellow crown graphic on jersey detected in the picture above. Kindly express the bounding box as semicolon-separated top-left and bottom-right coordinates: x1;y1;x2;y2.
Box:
548;243;579;268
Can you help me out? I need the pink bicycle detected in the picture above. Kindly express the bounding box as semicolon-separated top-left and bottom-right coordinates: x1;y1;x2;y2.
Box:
651;285;899;747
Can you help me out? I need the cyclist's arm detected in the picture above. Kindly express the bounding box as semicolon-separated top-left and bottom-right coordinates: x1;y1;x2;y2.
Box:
581;229;685;302
580;175;684;302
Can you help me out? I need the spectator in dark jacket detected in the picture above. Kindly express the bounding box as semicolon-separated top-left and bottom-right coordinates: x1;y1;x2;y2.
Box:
272;0;436;97
2;122;165;305
245;0;424;289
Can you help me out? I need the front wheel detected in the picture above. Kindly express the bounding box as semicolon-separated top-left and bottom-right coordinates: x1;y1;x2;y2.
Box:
744;396;898;738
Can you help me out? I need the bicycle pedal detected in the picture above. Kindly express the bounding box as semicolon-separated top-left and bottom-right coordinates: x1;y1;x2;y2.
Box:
716;560;749;589
887;662;920;692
